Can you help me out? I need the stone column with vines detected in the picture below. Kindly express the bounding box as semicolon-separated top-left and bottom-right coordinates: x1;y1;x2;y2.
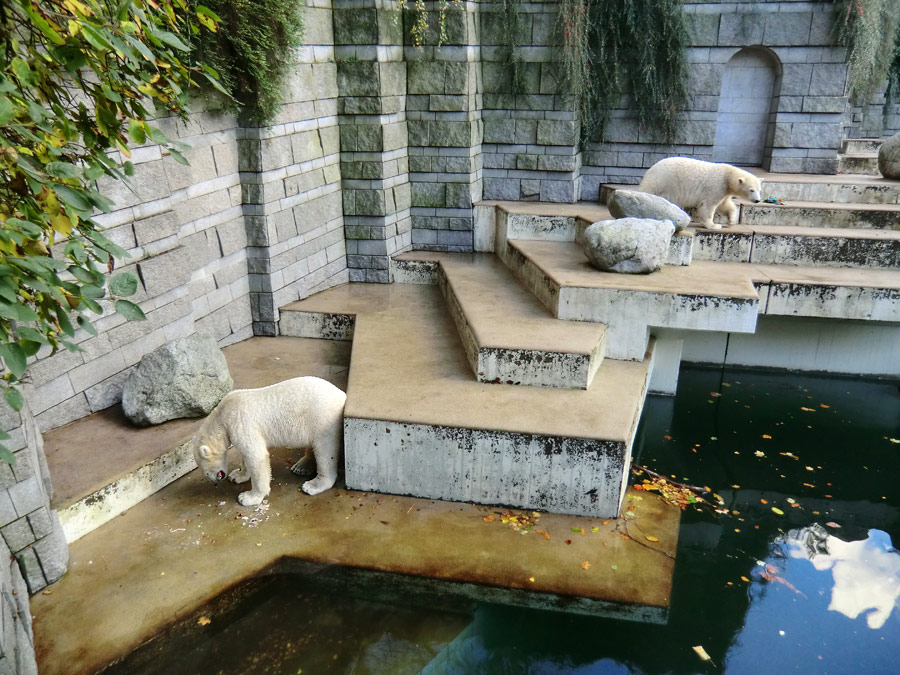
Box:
405;1;483;249
334;0;412;281
481;0;581;203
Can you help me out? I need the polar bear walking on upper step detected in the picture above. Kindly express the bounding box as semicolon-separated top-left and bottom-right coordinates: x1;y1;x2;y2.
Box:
192;376;347;506
637;157;763;229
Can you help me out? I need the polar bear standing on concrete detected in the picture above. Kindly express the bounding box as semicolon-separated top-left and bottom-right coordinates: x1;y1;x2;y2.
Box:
637;157;762;229
192;377;346;506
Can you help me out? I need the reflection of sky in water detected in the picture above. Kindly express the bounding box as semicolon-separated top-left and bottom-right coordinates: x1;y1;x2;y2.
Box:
786;525;900;629
724;526;900;674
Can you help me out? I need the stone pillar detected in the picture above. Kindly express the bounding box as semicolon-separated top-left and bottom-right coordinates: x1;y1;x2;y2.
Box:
0;392;68;596
481;1;581;203
241;1;347;334
334;0;411;282
406;1;483;251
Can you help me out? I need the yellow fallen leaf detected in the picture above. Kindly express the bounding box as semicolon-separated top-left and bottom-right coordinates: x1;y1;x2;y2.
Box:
692;645;712;662
754;451;765;457
482;515;495;522
198;616;211;626
762;434;772;439
581;560;590;570
741;576;750;582
771;507;784;515
801;407;815;412
528;577;535;582
645;535;660;542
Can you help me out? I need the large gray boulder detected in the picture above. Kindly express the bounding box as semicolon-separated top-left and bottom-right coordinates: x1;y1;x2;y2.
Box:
608;189;691;231
582;217;675;274
877;132;900;179
122;334;233;426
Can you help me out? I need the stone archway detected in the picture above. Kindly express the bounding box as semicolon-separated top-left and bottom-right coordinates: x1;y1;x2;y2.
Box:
713;47;781;166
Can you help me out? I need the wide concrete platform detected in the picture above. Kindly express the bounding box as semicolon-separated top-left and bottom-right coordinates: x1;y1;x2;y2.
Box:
32;458;678;675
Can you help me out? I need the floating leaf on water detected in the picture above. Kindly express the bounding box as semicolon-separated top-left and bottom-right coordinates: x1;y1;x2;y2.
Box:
826;521;841;529
888;438;899;444
692;645;712;662
710;392;721;397
741;576;750;582
760;498;769;504
755;451;766;457
731;484;741;489
762;434;772;439
198;616;211;626
786;498;796;504
820;404;830;409
771;507;784;515
801;407;816;412
805;466;815;471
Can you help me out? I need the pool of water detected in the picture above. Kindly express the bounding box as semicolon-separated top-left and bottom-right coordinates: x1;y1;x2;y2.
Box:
109;367;900;674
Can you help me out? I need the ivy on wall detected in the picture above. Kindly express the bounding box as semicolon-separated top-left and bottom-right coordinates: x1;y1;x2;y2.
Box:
557;0;690;144
189;0;304;125
836;0;900;105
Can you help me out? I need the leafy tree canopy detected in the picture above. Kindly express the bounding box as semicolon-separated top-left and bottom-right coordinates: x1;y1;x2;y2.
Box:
0;0;220;462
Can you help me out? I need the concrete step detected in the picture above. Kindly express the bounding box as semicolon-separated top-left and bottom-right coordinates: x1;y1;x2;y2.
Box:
838;154;879;176
841;138;882;155
693;224;900;269
497;238;760;360
602;171;900;206
280;283;653;518
46;337;351;542
741;200;900;230
391;251;608;389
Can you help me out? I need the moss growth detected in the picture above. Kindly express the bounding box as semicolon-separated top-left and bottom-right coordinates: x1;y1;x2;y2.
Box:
190;0;304;125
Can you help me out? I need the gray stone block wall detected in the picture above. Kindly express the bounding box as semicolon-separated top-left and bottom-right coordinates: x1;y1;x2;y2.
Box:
407;1;484;249
581;0;851;193
335;0;412;280
481;1;581;203
0;394;68;600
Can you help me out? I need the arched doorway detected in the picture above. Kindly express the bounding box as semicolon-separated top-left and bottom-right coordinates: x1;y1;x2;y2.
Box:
713;47;781;166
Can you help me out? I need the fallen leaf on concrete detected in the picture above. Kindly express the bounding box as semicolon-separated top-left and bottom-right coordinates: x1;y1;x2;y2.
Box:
535;529;551;540
198;616;211;626
693;645;713;663
482;515;495;522
645;535;660;542
581;561;590;570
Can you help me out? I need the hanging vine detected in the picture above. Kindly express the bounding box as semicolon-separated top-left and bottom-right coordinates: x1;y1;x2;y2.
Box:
557;0;690;144
499;0;525;91
835;0;900;105
188;0;304;125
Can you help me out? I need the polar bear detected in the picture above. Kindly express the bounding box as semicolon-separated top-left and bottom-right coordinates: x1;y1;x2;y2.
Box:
637;157;763;229
192;376;346;506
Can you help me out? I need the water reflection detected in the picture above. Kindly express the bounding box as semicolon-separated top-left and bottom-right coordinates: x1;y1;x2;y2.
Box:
784;524;900;629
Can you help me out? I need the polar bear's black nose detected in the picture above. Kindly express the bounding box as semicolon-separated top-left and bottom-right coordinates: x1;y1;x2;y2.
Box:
216;470;226;482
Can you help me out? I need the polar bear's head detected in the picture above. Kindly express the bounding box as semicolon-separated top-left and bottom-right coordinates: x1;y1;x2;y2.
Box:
192;432;229;484
730;169;763;204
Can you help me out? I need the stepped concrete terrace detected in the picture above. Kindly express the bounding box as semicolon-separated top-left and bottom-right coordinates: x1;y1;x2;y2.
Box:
280;283;652;519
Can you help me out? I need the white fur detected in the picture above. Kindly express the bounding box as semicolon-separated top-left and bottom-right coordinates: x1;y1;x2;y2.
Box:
637;157;763;229
192;377;346;506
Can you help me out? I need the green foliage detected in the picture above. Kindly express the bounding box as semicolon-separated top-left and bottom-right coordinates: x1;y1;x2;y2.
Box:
398;0;463;48
188;0;304;125
836;0;900;104
558;0;690;144
499;0;524;91
888;23;900;104
0;0;217;459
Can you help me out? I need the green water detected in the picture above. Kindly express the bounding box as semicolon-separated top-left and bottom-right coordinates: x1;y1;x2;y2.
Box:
109;367;900;674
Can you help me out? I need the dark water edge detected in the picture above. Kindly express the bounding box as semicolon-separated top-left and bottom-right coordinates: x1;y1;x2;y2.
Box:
107;367;900;675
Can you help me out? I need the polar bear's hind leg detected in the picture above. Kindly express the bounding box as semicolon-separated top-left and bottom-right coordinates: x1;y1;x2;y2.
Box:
301;434;341;496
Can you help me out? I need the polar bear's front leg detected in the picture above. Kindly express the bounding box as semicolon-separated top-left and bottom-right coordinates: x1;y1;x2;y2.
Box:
289;448;316;477
228;465;251;484
235;437;271;506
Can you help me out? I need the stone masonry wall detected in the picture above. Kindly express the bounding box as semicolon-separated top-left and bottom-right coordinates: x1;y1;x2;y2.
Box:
407;1;484;252
243;0;348;333
581;0;850;194
481;0;581;203
24;0;348;426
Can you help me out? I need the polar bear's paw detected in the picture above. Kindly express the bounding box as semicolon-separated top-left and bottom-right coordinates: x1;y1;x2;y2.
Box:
302;475;335;496
238;490;266;506
228;467;251;484
290;456;315;477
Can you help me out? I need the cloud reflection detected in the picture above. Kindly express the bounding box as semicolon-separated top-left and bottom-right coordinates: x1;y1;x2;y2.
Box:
785;524;900;629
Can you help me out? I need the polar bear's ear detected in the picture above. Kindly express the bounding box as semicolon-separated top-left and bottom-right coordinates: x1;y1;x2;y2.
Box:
737;177;745;185
198;444;213;459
